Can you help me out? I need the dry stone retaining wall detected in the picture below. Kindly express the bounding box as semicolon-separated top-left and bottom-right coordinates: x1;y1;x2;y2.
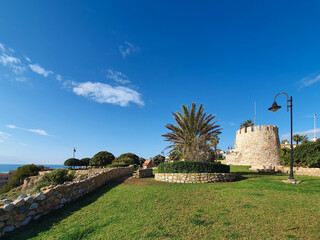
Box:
135;168;153;178
0;166;134;237
155;173;235;183
226;125;281;167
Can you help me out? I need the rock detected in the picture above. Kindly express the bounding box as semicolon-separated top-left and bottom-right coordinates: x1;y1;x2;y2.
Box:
3;204;14;212
24;196;34;204
0;215;9;221
35;192;46;201
34;215;41;221
3;225;15;233
29;203;39;210
27;210;36;216
17;194;28;200
79;189;83;194
19;206;28;214
0;199;11;205
14;221;23;228
22;217;31;226
60;198;67;204
0;221;5;228
13;198;25;207
15;214;26;222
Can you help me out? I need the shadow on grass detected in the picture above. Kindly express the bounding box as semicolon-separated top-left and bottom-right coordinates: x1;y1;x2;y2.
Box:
3;175;130;240
233;171;288;182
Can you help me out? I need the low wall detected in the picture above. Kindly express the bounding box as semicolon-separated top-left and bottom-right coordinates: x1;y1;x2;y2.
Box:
249;165;320;177
0;166;134;237
155;173;235;183
135;168;153;178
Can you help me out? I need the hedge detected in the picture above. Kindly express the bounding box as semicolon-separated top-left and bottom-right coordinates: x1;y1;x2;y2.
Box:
157;161;230;173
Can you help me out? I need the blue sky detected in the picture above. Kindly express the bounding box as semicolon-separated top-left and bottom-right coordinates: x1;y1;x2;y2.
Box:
0;1;320;164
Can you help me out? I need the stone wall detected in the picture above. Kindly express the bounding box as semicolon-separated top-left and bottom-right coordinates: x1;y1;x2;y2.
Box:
135;168;153;178
0;166;134;237
155;173;235;183
249;165;320;177
226;125;281;167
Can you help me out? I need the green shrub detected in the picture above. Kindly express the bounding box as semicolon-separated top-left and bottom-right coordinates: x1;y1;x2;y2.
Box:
90;151;115;167
139;157;146;166
64;158;81;168
35;169;75;190
281;141;320;167
152;154;165;166
0;164;44;194
157;161;230;173
80;158;91;167
114;153;139;166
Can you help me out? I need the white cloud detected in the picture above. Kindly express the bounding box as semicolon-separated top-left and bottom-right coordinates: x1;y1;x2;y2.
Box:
29;63;53;77
0;131;11;143
24;56;31;62
281;128;320;140
0;43;5;52
73;82;144;107
0;53;25;74
106;69;130;84
298;74;320;88
8;48;15;53
15;77;27;82
6;124;49;136
56;74;62;81
119;41;139;59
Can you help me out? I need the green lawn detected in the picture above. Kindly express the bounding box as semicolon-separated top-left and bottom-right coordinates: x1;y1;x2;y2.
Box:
4;166;320;240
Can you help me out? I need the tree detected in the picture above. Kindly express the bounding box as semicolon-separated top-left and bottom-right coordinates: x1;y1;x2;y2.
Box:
139;157;146;166
240;120;254;129
162;103;221;161
114;153;140;166
210;135;220;156
64;158;80;169
90;151;115;167
293;134;308;145
152;154;166;166
80;158;91;168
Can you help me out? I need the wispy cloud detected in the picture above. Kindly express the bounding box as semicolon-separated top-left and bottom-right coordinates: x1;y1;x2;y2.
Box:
56;74;62;81
29;63;53;77
0;131;11;143
281;128;320;140
106;69;130;84
73;82;144;107
15;77;27;82
298;74;320;88
24;56;31;62
6;124;49;136
0;54;25;74
119;41;139;59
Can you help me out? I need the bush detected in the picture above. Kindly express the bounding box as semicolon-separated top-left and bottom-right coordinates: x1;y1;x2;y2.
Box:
114;153;139;166
0;164;44;194
35;169;75;190
64;158;81;168
281;140;320;167
90;151;115;167
80;158;91;167
139;157;146;166
157;161;230;173
152;154;165;166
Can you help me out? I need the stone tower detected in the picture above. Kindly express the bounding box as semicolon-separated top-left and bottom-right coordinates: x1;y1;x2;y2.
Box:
226;125;281;167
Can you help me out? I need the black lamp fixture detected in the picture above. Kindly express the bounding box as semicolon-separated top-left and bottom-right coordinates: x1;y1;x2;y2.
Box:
268;92;294;180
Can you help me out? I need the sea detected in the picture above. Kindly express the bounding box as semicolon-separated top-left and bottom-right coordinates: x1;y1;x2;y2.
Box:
0;164;67;173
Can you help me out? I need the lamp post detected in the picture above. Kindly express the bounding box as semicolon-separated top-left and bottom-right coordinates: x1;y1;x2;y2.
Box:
268;92;294;180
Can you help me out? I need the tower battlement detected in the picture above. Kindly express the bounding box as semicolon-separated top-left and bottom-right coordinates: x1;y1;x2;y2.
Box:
236;125;279;135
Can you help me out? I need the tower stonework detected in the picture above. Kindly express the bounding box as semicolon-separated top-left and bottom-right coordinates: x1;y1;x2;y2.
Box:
226;125;281;167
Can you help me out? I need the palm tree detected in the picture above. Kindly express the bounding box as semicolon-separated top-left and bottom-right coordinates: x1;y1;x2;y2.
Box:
240;120;254;129
293;134;308;145
210;135;220;156
162;103;221;161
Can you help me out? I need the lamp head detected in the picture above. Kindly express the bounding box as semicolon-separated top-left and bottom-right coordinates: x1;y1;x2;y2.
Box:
268;101;281;112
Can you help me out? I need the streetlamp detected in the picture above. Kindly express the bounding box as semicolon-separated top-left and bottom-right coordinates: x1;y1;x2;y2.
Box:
268;92;294;180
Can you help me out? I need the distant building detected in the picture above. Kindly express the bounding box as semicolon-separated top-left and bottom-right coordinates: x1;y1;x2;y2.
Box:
142;159;153;169
281;140;297;149
312;136;317;142
0;171;14;188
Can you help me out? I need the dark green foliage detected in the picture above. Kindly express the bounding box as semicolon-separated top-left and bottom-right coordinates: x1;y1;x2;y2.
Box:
152;154;166;166
90;151;115;167
0;164;44;194
36;169;75;190
80;158;91;167
139;157;146;166
157;161;230;173
114;153;139;166
64;158;81;168
240;120;254;129
169;150;182;161
280;140;320;167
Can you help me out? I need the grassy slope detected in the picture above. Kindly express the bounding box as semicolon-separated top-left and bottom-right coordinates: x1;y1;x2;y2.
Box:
4;166;320;240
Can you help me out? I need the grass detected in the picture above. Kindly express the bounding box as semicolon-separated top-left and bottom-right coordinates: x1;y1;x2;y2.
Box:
4;166;320;240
